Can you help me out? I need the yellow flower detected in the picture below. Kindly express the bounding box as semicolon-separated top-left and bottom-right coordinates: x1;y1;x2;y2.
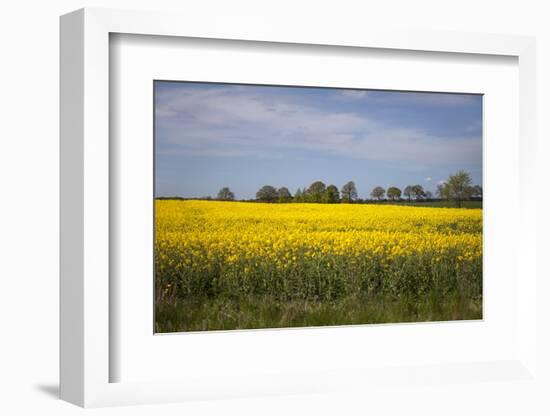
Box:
155;200;481;284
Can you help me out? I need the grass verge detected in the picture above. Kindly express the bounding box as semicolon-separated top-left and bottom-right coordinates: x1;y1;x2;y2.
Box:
155;294;482;332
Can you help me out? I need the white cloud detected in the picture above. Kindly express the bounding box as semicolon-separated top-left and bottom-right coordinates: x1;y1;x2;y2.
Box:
425;177;432;181
155;86;482;167
338;90;369;100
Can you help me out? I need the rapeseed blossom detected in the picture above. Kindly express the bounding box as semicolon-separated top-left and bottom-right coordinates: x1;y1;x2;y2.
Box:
155;200;482;301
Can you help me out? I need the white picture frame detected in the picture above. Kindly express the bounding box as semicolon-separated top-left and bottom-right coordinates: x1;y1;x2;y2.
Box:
60;7;538;408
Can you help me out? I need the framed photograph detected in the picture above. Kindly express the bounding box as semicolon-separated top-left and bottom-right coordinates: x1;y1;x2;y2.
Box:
60;8;538;408
152;80;484;333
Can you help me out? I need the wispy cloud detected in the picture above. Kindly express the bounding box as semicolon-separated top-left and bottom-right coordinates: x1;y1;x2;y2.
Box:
338;90;369;100
155;84;482;168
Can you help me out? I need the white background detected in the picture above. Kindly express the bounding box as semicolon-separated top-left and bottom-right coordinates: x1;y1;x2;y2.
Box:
1;0;549;415
112;34;520;383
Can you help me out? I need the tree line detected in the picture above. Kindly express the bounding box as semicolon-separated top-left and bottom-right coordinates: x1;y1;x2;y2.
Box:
212;170;482;208
251;180;359;204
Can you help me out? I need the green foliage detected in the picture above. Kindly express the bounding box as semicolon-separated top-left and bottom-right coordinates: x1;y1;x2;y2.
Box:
411;184;426;200
256;185;279;202
378;200;482;209
298;187;309;202
324;184;340;203
403;185;412;201
387;186;402;200
444;170;474;208
156;246;482;331
306;181;327;203
370;186;386;200
435;173;481;208
436;182;449;200
218;172;480;206
277;187;293;203
156;246;481;304
341;181;358;203
156;294;482;332
217;187;235;201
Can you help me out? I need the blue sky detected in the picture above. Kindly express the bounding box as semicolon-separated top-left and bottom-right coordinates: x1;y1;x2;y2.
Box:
155;81;482;199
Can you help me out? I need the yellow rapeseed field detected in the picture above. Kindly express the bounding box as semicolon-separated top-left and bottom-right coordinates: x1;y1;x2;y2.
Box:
155;200;482;308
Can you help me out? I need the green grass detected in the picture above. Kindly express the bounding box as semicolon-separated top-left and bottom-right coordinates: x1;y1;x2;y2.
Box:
155;294;482;332
368;200;482;209
155;245;482;332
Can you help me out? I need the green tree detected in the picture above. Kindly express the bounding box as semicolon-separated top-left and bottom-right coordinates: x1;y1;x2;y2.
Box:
294;188;303;202
277;187;292;203
324;184;340;203
436;182;449;200
307;181;327;203
471;185;483;199
403;185;412;201
217;187;235;201
370;186;385;200
411;184;426;200
446;170;473;208
341;181;358;203
386;186;402;201
256;185;278;202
